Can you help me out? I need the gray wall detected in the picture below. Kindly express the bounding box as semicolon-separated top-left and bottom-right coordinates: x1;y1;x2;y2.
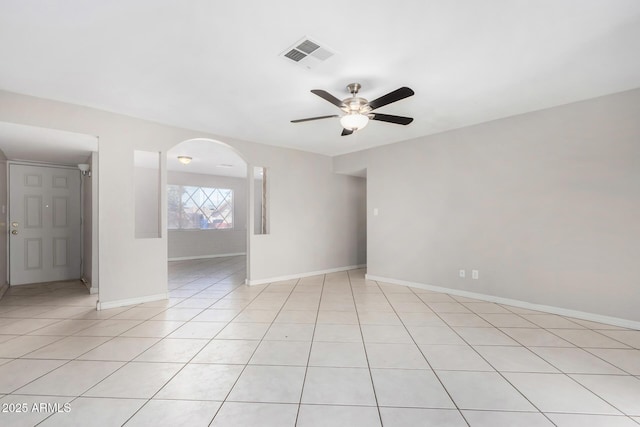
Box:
254;175;263;233
0;149;7;288
81;152;97;289
250;160;367;280
335;88;640;323
134;162;161;239
168;171;247;259
355;176;367;266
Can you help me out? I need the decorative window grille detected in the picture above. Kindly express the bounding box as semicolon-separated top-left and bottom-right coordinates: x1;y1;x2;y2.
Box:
168;185;233;230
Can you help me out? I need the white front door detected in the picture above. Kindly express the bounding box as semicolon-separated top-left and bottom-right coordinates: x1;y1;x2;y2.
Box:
9;164;82;285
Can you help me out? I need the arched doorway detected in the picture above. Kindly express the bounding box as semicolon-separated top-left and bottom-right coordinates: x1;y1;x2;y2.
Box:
165;139;249;289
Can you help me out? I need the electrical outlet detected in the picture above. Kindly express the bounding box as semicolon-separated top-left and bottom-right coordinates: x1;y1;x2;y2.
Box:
472;270;479;280
459;269;466;278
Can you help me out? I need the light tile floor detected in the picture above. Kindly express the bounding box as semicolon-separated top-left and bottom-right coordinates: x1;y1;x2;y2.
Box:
0;255;639;426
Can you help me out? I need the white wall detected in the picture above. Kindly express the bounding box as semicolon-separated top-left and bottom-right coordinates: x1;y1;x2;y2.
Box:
168;171;247;259
335;88;640;323
0;90;365;307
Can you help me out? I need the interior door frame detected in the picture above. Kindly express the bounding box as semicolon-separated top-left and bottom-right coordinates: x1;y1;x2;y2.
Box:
6;161;85;286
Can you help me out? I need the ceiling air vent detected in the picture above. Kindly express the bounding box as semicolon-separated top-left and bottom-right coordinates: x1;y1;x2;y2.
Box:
296;39;320;54
284;49;307;62
280;37;335;70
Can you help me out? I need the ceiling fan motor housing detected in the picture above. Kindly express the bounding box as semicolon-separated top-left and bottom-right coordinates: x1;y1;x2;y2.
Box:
341;83;372;115
341;97;371;115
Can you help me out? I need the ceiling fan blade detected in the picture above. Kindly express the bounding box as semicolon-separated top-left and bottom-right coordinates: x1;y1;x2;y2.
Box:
368;87;415;110
370;113;414;125
311;89;345;108
341;128;354;136
291;115;339;123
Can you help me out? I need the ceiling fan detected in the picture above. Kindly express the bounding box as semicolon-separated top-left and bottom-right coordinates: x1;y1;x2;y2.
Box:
291;83;415;136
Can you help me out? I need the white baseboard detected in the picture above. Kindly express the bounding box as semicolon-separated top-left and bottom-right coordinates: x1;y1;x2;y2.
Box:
168;252;246;262
366;274;640;330
97;293;168;310
247;265;367;286
0;283;8;301
80;278;98;295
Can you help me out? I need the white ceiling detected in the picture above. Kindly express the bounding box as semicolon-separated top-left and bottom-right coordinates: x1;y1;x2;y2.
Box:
1;1;639;156
167;139;247;178
0;122;97;165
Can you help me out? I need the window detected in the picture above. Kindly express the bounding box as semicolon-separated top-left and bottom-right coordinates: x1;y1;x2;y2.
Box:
168;185;233;230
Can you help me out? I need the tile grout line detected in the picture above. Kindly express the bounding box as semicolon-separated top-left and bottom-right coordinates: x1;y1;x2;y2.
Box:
293;274;325;426
373;280;471;427
348;270;388;426
469;297;639;378
428;293;640;420
24;260;247;425
119;263;267;426
414;287;640;424
406;284;563;425
2;261;640;425
205;277;300;426
33;258;246;424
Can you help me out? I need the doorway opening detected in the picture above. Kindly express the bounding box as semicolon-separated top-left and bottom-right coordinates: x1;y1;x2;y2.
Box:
166;139;249;292
0;122;99;311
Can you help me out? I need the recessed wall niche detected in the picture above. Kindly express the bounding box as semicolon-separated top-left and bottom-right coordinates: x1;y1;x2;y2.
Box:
134;150;161;239
254;166;269;235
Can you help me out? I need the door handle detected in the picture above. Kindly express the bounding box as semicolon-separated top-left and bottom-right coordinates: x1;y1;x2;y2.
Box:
11;230;18;235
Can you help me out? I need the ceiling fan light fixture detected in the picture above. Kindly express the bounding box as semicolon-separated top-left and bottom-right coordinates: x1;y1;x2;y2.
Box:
292;83;414;135
340;113;369;131
177;156;192;165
